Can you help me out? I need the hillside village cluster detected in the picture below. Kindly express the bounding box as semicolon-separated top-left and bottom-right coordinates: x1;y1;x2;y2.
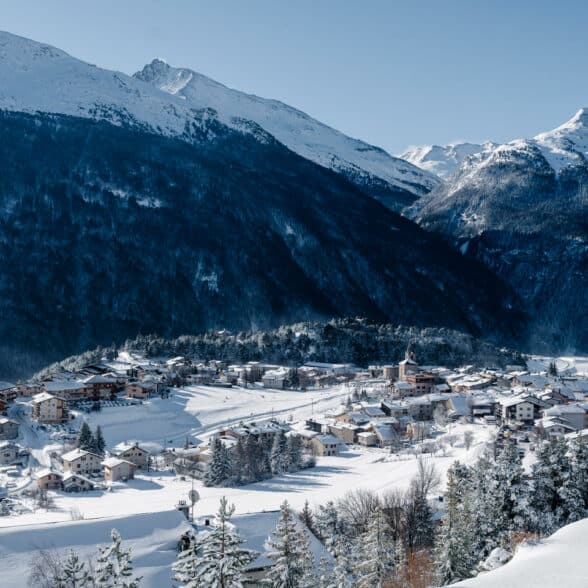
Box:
0;351;587;584
0;352;586;492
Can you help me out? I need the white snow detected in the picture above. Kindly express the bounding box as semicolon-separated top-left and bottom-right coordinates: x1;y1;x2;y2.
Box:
0;31;438;199
0;510;191;588
399;142;496;179
135;58;440;196
451;517;588;587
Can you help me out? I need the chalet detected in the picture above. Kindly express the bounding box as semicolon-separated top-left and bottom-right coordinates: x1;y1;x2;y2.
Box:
543;404;587;431
334;412;369;426
361;405;386;419
112;442;149;469
125;381;155;399
392;381;417;397
62;473;95;492
499;396;546;424
303;362;354;375
61;448;102;475
309;434;340;456
103;457;136;482
0;382;18;404
404;372;439;395
328;423;359;444
0;417;18;439
82;375;119;400
369;421;398;447
261;369;287;389
357;431;378;447
32;392;68;423
36;469;63;490
42;381;87;401
0;441;20;465
536;416;576;437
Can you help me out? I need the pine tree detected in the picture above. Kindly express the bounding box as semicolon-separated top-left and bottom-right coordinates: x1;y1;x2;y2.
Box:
95;528;142;587
191;497;254;587
529;437;574;534
354;506;395;588
77;422;94;451
270;430;288;475
331;537;354;588
94;426;106;455
299;500;315;535
205;438;234;487
435;461;478;585
314;501;339;551
55;549;91;587
569;439;588;510
172;533;200;588
285;435;303;472
263;500;311;587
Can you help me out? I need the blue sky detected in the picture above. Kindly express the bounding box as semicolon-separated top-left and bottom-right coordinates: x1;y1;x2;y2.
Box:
3;0;587;152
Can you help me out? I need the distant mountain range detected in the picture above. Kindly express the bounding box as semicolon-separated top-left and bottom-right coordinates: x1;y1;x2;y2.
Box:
0;31;525;378
0;30;585;377
408;109;588;352
399;142;497;179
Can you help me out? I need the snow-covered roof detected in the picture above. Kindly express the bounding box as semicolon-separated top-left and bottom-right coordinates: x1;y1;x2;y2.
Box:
61;448;99;462
82;374;116;384
102;457;134;468
43;381;85;391
32;391;59;403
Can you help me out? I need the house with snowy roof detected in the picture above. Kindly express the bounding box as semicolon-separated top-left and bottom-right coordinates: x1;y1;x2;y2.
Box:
61;448;102;475
0;417;18;439
103;457;136;482
32;392;68;423
62;472;96;492
111;442;150;468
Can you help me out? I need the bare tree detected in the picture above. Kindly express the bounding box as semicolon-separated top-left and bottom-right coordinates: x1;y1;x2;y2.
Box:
412;457;441;498
380;488;407;540
463;430;474;451
28;549;63;588
338;489;379;537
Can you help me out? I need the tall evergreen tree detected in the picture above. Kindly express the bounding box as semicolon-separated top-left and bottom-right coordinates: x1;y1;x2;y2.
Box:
435;462;478;585
263;501;311;587
205;438;234;487
270;430;288;475
354;506;395;588
95;528;142;587
191;497;254;587
172;533;200;588
94;425;106;455
77;422;94;451
55;550;91;587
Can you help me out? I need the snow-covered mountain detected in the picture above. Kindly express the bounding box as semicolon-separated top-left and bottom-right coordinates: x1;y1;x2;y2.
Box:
399;142;496;179
0;31;438;211
412;109;588;353
134;59;440;209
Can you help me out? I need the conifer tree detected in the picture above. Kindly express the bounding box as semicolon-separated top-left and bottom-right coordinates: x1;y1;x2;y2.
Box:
263;500;310;587
95;528;142;587
354;506;395;588
270;430;288;475
55;550;91;587
299;500;315;535
77;422;94;451
205;438;233;487
172;533;200;588
191;497;254;587
94;425;106;455
435;461;478;585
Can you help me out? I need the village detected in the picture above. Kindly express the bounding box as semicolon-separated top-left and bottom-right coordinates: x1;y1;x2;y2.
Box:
0;350;587;584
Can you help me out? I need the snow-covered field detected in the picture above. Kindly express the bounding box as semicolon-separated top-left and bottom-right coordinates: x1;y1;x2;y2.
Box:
4;377;493;528
526;355;588;377
0;510;191;588
452;517;588;588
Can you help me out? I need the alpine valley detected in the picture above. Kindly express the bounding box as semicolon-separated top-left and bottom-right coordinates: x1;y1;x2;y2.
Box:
0;30;584;377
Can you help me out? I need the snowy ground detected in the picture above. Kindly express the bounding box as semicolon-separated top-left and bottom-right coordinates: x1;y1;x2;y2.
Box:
0;421;493;528
452;517;588;587
526;355;588;376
